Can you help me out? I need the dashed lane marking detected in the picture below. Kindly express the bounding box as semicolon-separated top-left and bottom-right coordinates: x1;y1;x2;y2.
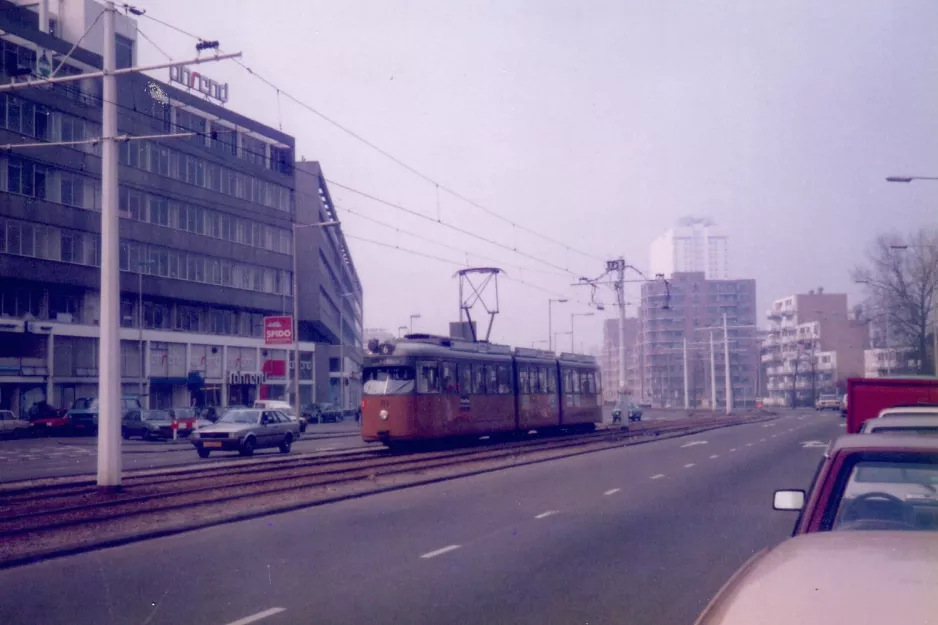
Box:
650;474;666;479
746;443;753;447
760;438;766;442
680;440;708;448
709;454;719;459
684;463;695;468
535;510;559;519
421;545;461;559
604;488;621;496
223;607;286;625
730;448;737;452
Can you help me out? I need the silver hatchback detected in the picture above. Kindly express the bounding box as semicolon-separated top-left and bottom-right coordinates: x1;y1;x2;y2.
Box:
190;408;300;458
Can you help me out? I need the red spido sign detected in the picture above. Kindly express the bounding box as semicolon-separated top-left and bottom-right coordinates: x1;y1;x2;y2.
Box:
264;316;294;345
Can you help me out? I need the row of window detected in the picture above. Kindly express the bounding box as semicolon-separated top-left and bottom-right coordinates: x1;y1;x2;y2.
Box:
5;157;101;210
118;138;291;212
414;361;600;396
0;216;292;297
0;94;101;156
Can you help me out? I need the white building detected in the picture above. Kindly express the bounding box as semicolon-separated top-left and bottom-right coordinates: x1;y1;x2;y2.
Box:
649;221;729;280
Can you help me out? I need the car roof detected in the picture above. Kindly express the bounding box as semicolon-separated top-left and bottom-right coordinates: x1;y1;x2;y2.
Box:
696;532;938;625
829;433;938;453
878;406;938;417
862;415;938;431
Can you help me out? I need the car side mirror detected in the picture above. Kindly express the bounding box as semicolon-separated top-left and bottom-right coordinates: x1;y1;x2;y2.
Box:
773;490;805;511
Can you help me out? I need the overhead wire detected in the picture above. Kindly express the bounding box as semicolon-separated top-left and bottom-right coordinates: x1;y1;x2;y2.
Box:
129;6;604;264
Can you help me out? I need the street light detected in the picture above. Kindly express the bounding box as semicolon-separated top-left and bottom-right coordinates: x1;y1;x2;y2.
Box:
886;176;938;183
548;298;568;351
570;312;595;353
531;339;549;349
292;220;340;421
136;258;156;401
398;325;408;338
409;313;421;334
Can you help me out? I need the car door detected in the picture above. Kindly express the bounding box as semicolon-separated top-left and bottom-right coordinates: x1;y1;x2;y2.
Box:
260;411;279;447
0;411;12;434
275;411;294;440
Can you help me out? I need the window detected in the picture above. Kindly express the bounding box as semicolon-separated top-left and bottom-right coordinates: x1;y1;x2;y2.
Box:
471;363;486;394
441;361;457;394
486;364;498;395
416;361;440;394
519;365;530;394
537;367;548;395
546;367;557;394
60;233;75;263
6;221;22;254
572;369;581;393
459;362;472;396
115;35;133;69
563;369;573;394
496;364;512;394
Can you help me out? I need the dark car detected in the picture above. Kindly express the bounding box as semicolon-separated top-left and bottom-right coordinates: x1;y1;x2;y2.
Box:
302;402;344;424
122;409;174;440
628;402;643;422
67;396;142;434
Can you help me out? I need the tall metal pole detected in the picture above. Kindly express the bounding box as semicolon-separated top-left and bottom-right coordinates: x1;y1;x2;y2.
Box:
709;330;717;411
885;308;891;375
292;224;301;420
138;269;144;397
340;297;345;411
97;1;121;489
723;313;732;415
616;259;627;409
548;300;553;352
683;337;689;410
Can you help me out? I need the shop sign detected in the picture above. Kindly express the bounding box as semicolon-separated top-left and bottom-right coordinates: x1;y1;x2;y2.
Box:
228;371;267;386
264;316;294;345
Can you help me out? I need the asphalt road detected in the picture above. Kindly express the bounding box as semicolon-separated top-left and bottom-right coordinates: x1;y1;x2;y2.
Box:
0;409;690;483
0;409;844;625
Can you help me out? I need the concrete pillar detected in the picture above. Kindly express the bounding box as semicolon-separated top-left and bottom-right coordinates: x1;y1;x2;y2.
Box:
221;345;229;407
46;333;55;405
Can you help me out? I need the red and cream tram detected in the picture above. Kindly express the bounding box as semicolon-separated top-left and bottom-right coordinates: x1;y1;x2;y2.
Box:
361;334;602;446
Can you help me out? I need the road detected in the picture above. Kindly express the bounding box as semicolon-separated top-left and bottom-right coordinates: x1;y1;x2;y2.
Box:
0;408;691;484
0;410;843;625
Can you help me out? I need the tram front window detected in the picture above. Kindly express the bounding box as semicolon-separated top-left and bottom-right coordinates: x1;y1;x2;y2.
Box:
363;366;416;395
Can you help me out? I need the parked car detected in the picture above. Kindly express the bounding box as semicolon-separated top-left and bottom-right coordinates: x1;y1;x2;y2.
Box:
628;402;643;422
122;409;174;440
815;394;840;411
304;402;344;424
190;408;300;458
0;410;31;438
773;434;938;534
253;400;307;433
30;405;72;434
694;531;938;625
859;415;938;435
67;396;142;434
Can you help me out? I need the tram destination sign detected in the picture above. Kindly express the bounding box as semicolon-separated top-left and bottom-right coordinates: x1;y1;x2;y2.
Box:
264;316;294;345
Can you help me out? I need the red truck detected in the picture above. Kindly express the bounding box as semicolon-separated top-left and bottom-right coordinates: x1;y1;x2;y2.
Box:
845;376;938;434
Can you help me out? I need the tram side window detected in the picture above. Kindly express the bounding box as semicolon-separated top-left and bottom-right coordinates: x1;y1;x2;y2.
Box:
458;362;472;395
472;362;486;394
572;369;581;393
546;367;557;394
580;371;592;394
518;365;530;394
417;361;440;394
537;367;548;394
595;371;601;394
563;369;573;394
485;364;498;395
441;361;458;394
496;364;512;394
363;366;415;395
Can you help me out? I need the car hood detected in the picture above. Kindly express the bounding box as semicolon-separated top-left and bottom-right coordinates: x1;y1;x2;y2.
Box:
67;409;98;416
198;423;257;434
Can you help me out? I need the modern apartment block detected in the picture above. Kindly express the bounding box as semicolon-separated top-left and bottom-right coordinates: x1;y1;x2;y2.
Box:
599;316;638;403
639;272;758;408
761;289;868;407
0;0;361;415
649;219;729;280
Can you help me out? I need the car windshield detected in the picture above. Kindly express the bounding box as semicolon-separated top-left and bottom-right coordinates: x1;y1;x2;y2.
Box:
865;426;938;435
173;409;195;419
363;366;416;395
73;398;95;410
219;410;261;424
142;411;171;422
832;459;938;532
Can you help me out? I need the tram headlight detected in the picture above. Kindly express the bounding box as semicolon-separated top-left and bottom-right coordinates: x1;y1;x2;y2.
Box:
379;409;389;421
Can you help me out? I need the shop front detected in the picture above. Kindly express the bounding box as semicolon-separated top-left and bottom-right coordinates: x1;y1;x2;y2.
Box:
227;371;267;406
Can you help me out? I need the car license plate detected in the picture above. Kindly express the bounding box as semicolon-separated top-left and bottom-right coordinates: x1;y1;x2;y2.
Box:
204;442;223;448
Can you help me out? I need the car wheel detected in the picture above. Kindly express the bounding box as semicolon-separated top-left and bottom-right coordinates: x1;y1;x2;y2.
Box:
121;427;130;440
12;428;23;440
300;422;307;433
240;437;256;457
279;434;293;454
197;447;211;459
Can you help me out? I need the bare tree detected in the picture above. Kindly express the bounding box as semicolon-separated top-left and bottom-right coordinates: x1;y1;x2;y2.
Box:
852;228;938;375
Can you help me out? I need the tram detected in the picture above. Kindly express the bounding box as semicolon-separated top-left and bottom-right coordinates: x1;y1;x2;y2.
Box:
361;334;602;446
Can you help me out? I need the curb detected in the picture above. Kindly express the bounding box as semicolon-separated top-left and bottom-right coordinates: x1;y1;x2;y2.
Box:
0;415;775;570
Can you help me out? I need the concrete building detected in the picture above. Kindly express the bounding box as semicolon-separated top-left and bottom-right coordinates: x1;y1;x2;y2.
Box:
761;289;868;407
639;272;758;409
649;220;729;280
599;316;638;403
0;0;362;416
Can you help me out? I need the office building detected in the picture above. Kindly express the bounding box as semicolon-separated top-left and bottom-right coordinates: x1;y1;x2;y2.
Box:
639;272;759;408
599;316;638;403
761;289;868;407
649;220;729;280
0;0;361;415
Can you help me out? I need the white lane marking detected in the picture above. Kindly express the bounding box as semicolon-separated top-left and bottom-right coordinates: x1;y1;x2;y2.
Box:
801;441;828;448
223;607;286;625
421;545;461;559
604;488;621;495
709;454;719;459
680;440;708;448
535;510;559;519
770;434;776;438
650;474;666;479
760;438;766;442
762;423;776;428
730;448;737;452
316;447;336;452
684;463;695;468
839;423;846;428
746;443;753;447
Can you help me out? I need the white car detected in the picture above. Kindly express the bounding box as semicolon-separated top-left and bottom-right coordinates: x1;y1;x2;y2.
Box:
860;414;938;435
253;400;307;434
877;406;938;419
0;410;30;438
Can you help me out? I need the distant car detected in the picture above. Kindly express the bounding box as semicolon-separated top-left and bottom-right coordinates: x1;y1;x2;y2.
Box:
67;396;142;434
253;400;307;433
0;410;31;438
815;394;840;411
628;402;643;422
773;434;938;534
694;531;938;625
122;409;174;440
190;408;300;458
304;402;344;424
859;415;938;435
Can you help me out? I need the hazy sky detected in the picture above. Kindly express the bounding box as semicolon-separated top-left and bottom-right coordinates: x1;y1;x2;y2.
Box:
134;0;938;353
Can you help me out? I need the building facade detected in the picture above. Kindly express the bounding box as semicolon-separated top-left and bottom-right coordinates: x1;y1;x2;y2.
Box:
0;0;361;416
639;272;758;409
599;316;638;403
761;289;868;407
649;221;729;280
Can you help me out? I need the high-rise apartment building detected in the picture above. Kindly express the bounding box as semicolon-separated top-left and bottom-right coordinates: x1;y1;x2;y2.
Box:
599;316;638;403
761;289;868;407
639;272;758;408
649;220;729;280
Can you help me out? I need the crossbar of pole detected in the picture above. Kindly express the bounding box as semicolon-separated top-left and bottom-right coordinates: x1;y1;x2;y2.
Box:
1;132;195;151
0;52;242;92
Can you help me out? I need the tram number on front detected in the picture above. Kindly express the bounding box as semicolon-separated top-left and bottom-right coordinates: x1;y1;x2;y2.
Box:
380;400;390;409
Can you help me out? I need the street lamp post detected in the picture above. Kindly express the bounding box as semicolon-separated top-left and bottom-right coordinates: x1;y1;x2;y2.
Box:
136;259;156;401
570;312;595;353
398;325;408;338
548;298;568;352
409;314;421;335
292;220;340;421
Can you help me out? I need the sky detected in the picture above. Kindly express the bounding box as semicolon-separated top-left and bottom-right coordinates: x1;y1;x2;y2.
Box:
133;0;938;353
